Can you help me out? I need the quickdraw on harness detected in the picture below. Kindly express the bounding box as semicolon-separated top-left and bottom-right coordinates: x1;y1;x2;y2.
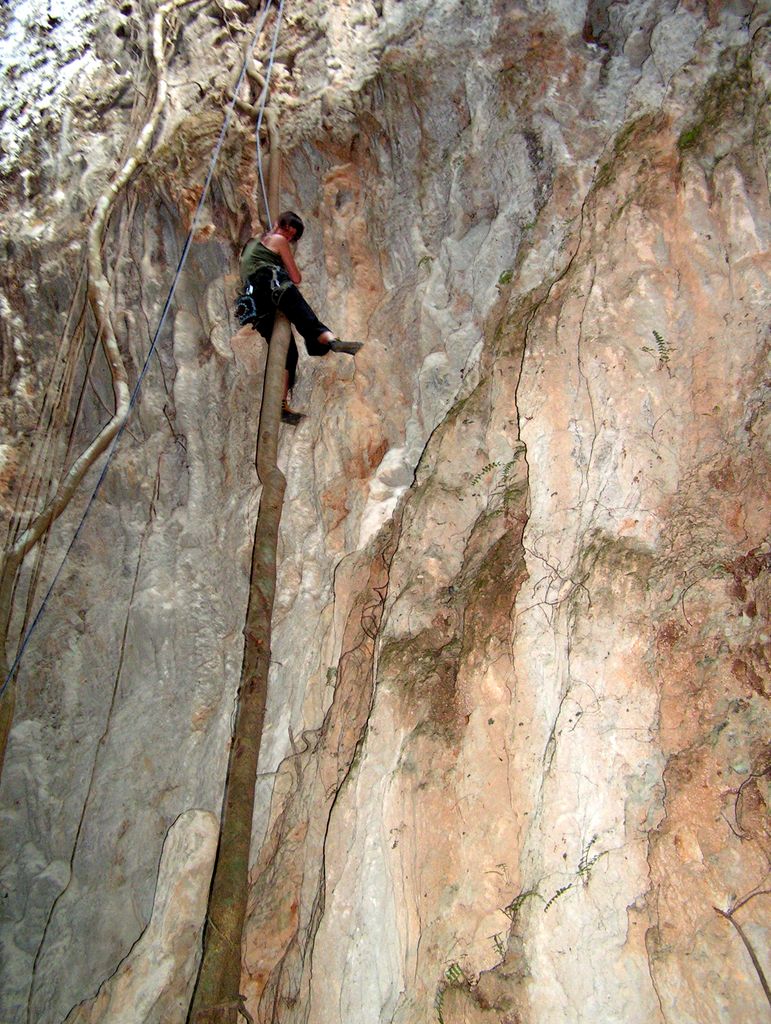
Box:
234;280;259;327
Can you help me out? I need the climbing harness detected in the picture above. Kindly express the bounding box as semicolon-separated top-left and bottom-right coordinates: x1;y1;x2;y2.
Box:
2;0;283;692
234;266;289;328
234;280;260;327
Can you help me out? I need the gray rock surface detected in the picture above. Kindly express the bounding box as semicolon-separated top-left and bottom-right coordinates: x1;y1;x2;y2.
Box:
62;808;218;1024
1;1;768;1022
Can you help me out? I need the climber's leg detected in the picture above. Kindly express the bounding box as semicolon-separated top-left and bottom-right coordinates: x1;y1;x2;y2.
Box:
250;296;301;392
277;285;333;356
278;286;364;356
273;335;304;422
281;332;298;391
280;368;304;424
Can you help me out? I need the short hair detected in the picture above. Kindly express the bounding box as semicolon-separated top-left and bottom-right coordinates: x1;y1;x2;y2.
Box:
276;210;304;240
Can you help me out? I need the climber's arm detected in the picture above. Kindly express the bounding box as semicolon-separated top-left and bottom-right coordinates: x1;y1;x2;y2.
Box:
274;235;302;284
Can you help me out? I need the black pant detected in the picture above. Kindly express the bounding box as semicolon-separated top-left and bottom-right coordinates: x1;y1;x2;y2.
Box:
247;271;330;392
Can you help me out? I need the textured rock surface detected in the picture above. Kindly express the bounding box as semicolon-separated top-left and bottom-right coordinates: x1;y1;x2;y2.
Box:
1;1;769;1023
62;809;218;1024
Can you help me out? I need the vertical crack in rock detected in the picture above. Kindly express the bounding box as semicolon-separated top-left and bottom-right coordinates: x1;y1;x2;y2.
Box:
293;319;533;1022
241;509;404;1020
26;457;162;1023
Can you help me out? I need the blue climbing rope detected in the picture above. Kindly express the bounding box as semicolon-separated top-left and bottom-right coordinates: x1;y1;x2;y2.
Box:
2;0;281;694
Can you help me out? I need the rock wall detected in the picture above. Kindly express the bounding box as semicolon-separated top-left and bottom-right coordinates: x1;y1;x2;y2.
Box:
1;1;769;1023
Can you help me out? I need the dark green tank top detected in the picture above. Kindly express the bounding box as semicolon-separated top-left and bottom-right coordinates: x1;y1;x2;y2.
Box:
240;240;284;279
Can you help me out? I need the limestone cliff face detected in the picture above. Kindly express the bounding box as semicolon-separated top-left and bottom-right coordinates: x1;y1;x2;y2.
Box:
1;1;769;1023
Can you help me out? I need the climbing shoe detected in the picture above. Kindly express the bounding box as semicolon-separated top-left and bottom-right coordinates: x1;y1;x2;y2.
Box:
281;404;305;425
328;339;363;355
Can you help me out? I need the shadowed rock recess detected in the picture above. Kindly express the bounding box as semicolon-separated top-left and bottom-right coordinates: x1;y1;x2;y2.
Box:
1;1;769;1022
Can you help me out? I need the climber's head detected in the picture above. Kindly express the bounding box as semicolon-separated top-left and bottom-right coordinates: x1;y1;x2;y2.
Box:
276;210;305;242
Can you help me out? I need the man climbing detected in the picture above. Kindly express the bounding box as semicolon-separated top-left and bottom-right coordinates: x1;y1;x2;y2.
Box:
237;211;362;423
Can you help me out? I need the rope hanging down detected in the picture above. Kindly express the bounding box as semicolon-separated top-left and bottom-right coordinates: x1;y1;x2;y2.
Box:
256;0;285;227
2;0;282;693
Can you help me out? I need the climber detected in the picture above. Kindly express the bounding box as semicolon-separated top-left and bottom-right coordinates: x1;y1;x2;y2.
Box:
237;211;362;424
